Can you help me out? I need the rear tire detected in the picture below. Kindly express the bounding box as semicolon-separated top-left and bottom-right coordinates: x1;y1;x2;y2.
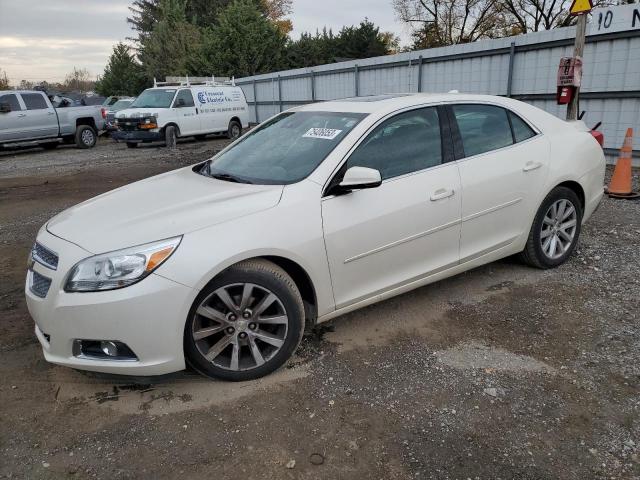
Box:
184;259;305;381
227;120;242;140
75;125;97;149
165;125;178;148
126;142;138;149
520;186;582;269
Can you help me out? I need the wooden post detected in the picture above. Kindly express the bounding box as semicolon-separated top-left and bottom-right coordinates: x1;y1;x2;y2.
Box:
567;14;587;120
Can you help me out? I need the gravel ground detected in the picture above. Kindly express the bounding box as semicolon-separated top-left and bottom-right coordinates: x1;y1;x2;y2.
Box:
0;138;638;479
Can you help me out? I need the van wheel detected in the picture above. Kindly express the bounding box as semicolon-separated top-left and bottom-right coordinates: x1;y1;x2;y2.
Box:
75;125;97;149
227;120;242;140
126;142;138;149
184;259;305;381
165;125;178;148
520;186;583;269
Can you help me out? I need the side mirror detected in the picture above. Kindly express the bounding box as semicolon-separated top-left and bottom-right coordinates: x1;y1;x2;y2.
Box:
333;166;382;195
0;102;11;113
176;98;185;108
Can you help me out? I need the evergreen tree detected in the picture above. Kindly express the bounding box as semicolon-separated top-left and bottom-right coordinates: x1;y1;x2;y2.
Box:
196;0;286;77
96;43;147;96
138;0;202;81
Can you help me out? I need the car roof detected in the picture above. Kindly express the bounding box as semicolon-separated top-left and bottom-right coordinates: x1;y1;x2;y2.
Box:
295;93;525;114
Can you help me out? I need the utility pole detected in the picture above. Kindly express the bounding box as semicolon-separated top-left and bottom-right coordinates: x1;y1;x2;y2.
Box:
566;14;588;120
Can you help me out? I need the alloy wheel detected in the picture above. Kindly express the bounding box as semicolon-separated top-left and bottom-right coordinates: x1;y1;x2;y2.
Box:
81;129;94;146
191;283;289;371
540;199;578;260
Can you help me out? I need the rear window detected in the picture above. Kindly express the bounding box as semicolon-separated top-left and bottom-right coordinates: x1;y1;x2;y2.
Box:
21;93;48;110
509;111;536;143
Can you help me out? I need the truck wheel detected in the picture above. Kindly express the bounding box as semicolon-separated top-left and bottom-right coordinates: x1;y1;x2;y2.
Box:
227;120;242;140
184;259;305;381
165;125;178;148
75;125;97;149
126;142;138;149
41;141;59;150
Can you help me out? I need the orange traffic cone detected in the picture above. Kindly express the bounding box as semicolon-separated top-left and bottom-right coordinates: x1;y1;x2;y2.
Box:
607;128;639;199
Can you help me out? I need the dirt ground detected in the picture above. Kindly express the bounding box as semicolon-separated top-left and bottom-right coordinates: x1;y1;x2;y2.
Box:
0;137;638;480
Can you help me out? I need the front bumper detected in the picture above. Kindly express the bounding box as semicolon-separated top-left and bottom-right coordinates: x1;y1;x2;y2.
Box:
111;130;163;143
25;229;196;376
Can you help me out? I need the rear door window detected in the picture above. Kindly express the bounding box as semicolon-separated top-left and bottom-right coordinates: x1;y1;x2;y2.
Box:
452;104;514;157
21;93;49;110
0;94;22;111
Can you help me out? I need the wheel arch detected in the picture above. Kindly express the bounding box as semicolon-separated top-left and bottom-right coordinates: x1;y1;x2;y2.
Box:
75;117;97;130
229;116;241;126
163;122;180;135
198;254;319;326
555;180;585;210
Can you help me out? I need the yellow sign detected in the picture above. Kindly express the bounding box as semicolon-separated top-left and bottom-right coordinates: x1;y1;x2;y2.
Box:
570;0;593;15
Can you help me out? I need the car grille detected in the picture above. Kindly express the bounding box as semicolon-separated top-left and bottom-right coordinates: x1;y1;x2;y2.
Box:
117;119;139;131
30;270;52;298
32;242;58;270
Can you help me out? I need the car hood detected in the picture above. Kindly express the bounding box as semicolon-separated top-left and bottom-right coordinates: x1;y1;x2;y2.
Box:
47;167;284;254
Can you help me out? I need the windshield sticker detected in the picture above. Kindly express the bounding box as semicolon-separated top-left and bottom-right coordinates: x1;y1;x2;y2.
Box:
303;128;343;140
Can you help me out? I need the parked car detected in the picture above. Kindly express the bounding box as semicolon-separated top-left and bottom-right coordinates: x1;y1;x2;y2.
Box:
111;79;249;148
0;90;105;149
26;93;605;381
102;97;135;132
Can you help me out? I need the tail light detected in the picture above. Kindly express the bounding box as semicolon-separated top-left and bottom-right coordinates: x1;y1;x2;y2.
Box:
101;108;107;119
590;121;604;147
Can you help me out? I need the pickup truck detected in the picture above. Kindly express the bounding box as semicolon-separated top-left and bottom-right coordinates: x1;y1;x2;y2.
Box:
0;90;105;149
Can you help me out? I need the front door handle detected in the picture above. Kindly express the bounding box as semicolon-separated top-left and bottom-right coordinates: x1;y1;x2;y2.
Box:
430;188;455;201
47;111;55;115
17;113;26;117
523;161;543;172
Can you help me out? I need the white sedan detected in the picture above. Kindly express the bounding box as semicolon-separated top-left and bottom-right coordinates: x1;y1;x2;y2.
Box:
25;93;605;381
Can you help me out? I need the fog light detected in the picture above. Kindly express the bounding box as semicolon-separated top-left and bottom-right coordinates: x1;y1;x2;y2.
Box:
101;341;119;357
73;339;138;361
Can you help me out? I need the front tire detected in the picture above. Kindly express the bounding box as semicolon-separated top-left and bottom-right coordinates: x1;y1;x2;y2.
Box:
75;125;97;149
521;186;582;269
227;120;242;140
165;125;178;148
184;259;305;381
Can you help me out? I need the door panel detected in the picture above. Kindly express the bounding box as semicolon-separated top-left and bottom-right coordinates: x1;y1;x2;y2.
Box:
450;104;550;260
322;164;462;308
0;94;27;142
173;89;200;135
19;93;58;139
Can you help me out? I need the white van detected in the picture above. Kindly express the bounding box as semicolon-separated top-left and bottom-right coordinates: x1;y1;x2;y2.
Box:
112;79;250;148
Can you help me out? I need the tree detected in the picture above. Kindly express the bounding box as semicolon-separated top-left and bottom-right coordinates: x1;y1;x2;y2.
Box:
63;67;95;92
196;0;286;77
393;0;509;48
0;69;9;90
96;43;147;96
262;0;293;34
335;19;396;59
138;0;203;81
501;0;615;33
18;80;34;90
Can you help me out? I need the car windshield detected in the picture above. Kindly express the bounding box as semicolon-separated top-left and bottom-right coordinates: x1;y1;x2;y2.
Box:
201;111;367;185
130;89;176;108
111;99;133;110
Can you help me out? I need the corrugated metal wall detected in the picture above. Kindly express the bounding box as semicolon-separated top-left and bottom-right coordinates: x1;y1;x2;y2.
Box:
236;23;640;164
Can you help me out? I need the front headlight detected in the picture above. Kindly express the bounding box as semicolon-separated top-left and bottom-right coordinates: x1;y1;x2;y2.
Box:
65;236;182;292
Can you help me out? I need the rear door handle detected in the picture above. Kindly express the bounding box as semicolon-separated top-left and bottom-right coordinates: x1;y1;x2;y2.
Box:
430;188;455;201
17;113;26;117
523;161;543;172
47;111;55;115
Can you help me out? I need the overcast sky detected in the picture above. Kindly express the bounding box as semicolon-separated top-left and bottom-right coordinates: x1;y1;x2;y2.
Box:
0;0;410;84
